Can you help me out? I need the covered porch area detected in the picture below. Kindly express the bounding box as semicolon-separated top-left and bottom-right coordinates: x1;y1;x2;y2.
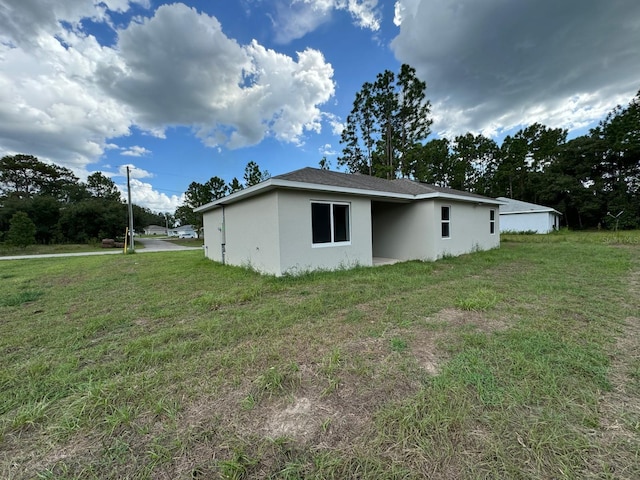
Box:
370;199;433;264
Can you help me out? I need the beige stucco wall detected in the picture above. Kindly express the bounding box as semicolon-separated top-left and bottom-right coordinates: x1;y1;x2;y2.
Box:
432;200;500;258
202;190;373;276
202;190;500;275
202;192;281;274
202;208;224;262
372;200;499;261
276;190;373;275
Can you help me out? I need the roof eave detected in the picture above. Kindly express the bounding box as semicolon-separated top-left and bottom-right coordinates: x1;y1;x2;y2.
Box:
416;192;505;205
195;178;418;212
194;179;278;213
194;178;503;212
500;208;562;215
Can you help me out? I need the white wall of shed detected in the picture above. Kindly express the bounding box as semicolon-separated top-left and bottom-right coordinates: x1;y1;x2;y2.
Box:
500;211;557;234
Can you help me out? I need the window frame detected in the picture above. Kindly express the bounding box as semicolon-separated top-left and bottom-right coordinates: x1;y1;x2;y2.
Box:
441;205;451;239
489;209;496;234
311;201;351;247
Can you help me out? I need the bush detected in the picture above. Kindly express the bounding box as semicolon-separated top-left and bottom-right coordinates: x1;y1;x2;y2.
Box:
6;211;36;248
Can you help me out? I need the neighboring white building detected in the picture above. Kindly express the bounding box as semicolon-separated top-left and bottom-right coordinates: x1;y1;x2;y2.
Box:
497;197;562;234
168;225;198;238
144;225;167;235
195;168;502;276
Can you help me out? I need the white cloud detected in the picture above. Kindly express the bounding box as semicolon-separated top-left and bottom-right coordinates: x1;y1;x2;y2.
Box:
124;179;184;212
97;4;336;148
391;0;640;138
324;113;345;136
345;0;380;30
273;0;381;43
117;164;153;179
121;145;151;157
0;2;336;175
218;41;335;148
319;143;337;155
393;1;404;26
0;31;133;169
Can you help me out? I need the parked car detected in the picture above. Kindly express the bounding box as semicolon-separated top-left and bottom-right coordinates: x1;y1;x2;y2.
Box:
178;231;197;239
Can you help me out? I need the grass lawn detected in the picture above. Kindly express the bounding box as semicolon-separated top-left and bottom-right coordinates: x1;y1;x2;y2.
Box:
0;243;106;256
164;237;204;248
0;241;146;257
1;232;639;479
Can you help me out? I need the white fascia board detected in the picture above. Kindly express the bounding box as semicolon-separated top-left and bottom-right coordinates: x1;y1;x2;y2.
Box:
415;192;505;205
500;208;561;215
194;180;277;212
195;179;415;212
274;179;415;200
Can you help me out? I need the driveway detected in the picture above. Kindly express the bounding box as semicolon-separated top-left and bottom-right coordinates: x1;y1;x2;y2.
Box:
136;237;202;252
0;238;202;261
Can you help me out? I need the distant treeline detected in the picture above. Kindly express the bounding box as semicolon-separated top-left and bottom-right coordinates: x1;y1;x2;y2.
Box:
338;64;639;230
0;155;167;244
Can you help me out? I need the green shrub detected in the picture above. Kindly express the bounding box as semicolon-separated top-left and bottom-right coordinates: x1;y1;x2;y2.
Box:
6;211;36;248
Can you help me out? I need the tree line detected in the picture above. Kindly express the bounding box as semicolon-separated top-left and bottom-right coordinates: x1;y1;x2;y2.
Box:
0;156;271;246
0;155;167;245
338;65;640;229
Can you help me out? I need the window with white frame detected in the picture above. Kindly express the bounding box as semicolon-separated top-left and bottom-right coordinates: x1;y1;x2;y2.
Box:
311;202;350;245
441;205;450;238
490;209;496;234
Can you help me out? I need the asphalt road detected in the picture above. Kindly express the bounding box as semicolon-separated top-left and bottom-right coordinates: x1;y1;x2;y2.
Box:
0;237;202;261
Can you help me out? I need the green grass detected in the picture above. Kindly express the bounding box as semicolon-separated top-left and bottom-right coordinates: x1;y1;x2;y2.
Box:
1;232;639;479
0;240;146;256
501;228;640;245
0;242;105;256
164;237;204;247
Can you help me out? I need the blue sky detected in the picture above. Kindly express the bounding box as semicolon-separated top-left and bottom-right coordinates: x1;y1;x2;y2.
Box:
1;0;639;212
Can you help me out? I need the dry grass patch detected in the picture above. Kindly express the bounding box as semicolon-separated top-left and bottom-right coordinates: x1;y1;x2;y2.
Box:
584;253;640;478
411;308;510;375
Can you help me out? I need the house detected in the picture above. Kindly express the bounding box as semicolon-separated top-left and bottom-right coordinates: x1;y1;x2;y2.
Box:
168;225;198;238
497;197;562;234
195;168;503;276
144;224;167;236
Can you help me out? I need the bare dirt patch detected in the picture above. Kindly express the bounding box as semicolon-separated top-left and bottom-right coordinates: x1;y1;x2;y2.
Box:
264;397;330;440
429;307;509;332
411;307;510;374
410;333;443;375
3;430;99;480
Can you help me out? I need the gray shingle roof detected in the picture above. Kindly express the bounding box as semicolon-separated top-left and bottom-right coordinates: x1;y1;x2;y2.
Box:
196;167;501;213
275;167;493;201
497;197;559;214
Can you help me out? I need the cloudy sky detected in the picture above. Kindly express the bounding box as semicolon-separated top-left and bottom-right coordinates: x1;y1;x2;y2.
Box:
1;0;639;212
